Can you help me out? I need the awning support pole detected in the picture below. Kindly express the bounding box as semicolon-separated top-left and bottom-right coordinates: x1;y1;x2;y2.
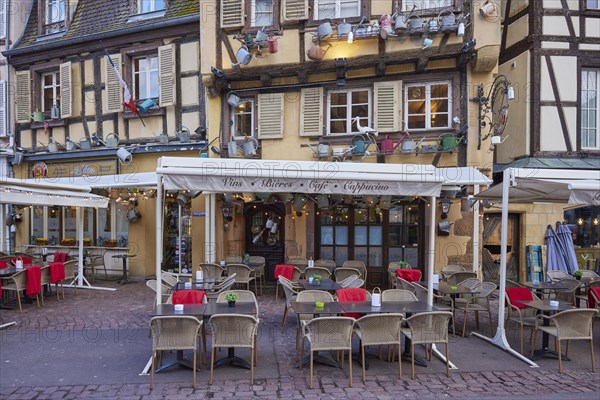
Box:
472;185;480;275
156;177;164;306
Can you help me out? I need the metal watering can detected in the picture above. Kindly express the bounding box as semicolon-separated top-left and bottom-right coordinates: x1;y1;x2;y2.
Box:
228;137;259;157
379;134;398;155
50;104;60;119
105;133;119;147
438;133;459;151
138;98;156;113
351;135;367;156
307;142;331;158
267;35;279;53
379;14;394;39
317;21;333;40
176;126;190;143
233;45;252;66
394;4;416;32
337;19;352;38
255;27;268;46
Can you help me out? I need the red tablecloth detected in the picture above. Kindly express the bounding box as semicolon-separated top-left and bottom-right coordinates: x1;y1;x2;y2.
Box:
274;264;294;280
172;290;206;305
506;287;532;309
11;256;33;267
396;269;421;283
49;262;65;284
53;252;68;262
26;265;42;297
0;260;7;269
337;288;367;319
588;287;600;309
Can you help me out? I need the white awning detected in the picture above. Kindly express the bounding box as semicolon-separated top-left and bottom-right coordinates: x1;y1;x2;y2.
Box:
156;157;444;196
23;172;158;189
0;178;109;208
437;167;492;186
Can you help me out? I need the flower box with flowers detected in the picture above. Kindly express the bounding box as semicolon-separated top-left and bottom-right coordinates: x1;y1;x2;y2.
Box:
83;238;92;247
104;240;118;248
35;238;49;246
61;238;77;246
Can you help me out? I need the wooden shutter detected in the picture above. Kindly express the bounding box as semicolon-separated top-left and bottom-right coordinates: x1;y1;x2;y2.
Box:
282;0;308;21
104;54;123;113
257;92;284;139
158;44;176;107
221;0;245;28
15;70;31;123
374;80;402;133
0;81;6;136
59;61;72;118
299;87;323;136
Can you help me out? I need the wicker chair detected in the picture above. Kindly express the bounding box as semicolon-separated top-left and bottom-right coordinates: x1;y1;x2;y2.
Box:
1;269;29;312
146;279;172;303
342;260;366;280
506;279;525;288
279;276;300;332
301;317;355;388
338;275;359;288
553;279;581;306
347;278;365;288
85;250;107;282
453;278;482;308
353;313;404;382
209;314;259;384
581;270;600;279
194;263;225;282
275;266;303;301
411;282;456;336
205;274;236;301
58;260;77;300
382;289;417;302
455;281;497;337
216;290;258;316
546;270;573;282
304;267;331;280
505;288;541;355
39;265;51;305
249;256;266;295
314;259;336;272
334;268;361;283
161;272;179;290
396;277;415;291
531;308;598;373
295;290;335;362
387;262;401;289
288;257;309;274
446;272;478;286
403;311;453;378
226;263;257;293
150;316;203;389
225;255;242;263
440;265;466;281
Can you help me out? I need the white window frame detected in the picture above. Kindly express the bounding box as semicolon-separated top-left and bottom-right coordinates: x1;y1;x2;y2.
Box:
231;99;255;140
138;0;166;14
404;81;452;131
403;0;454;11
326;88;372;136
41;70;60;113
133;54;159;101
45;0;65;25
581;68;599;150
251;0;274;27
586;0;599;10
314;0;360;20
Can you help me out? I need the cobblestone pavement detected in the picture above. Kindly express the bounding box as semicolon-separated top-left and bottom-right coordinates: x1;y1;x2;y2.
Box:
1;280;599;399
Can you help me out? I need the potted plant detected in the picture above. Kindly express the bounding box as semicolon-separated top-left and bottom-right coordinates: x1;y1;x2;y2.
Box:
225;291;239;307
573;270;583;281
83;237;92;247
104;239;118;248
35;237;49;246
312;274;321;286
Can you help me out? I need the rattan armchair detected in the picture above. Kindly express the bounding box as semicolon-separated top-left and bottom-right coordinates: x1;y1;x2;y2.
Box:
402;311;453;378
205;274;236;301
388;262;400;289
440;264;466;281
209;314;259;384
353;313;404;382
304;267;331;280
446;272;478;286
455;282;497;337
288;257;309;274
249;256;266;295
453;278;482;308
531;308;598;373
314;259;336;272
546;270;573;282
553;278;581;306
334;268;361;283
216;290;258;316
194;263;225;282
275;266;303;301
1;269;29;312
505;288;541;355
146;279;172;304
279;276;299;332
295;290;335;362
161;272;179;290
56;260;77;300
39;265;51;305
302;317;355;388
411;282;456;336
382;289;417;302
226;263;257;293
342;260;366;280
150;316;203;389
396;277;415;291
225;255;242;263
346;278;365;288
338;275;359;288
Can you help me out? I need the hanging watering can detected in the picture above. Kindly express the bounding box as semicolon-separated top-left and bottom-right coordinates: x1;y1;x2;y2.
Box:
48;139;59;153
351;135;367;156
65;137;79;151
255;27;268;46
317;21;333;40
438;133;459;151
242;136;259;156
156;132;169;144
479;0;498;17
440;10;458;32
308;142;331;158
79;137;92;150
399;132;414;153
307;43;331;61
427;17;439;34
105;133;119;147
127;207;141;223
267;35;279;53
408;15;424;33
50;104;60;119
177;126;191;143
337;19;352;38
380;14;394;39
233;45;252;66
138;98;156;113
228;138;240;157
379;135;397;155
31;111;44;122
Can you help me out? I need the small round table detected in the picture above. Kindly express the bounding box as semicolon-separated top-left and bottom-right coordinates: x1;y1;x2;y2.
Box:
112;254;136;285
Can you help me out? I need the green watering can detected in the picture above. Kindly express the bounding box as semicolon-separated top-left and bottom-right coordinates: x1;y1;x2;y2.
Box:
438;133;460;151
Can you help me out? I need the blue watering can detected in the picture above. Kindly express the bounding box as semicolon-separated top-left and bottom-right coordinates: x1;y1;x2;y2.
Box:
351;135;367;156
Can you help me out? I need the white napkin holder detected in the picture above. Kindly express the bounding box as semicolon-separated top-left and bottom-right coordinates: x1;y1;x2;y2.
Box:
432;274;439;284
184;281;192;289
549;300;559;307
174;304;184;312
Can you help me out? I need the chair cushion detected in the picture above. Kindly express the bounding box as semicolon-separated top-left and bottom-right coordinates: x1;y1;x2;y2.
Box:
49;262;65;284
274;264;294;280
588;287;600;309
506;287;532;309
337;288;366;319
53;252;68;263
172;290;206;305
0;260;7;269
26;265;42;297
396;269;421;283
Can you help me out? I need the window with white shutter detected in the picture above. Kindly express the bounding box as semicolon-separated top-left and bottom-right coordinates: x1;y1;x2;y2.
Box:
15;70;31;123
299;87;323;136
282;0;308;21
158;44;176;107
0;81;6;136
257;92;284;139
59;61;72;118
374;80;402;133
104;54;123;113
402;0;453;11
221;0;245;28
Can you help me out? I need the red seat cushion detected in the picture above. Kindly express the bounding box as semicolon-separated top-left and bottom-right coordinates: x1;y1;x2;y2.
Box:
506;287;533;309
53;252;68;263
26;265;42;297
588;287;600;309
274;264;294;280
0;260;7;269
396;269;421;283
172;290;206;305
337;288;367;319
49;262;66;284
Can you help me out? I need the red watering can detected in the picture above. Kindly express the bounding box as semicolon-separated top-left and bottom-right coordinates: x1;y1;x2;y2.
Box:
379;135;398;155
267;36;278;53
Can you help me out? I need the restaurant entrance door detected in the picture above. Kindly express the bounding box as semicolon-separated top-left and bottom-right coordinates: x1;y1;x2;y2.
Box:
244;203;285;282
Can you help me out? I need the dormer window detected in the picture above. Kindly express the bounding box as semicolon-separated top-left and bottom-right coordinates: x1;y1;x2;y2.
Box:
44;0;66;34
138;0;166;14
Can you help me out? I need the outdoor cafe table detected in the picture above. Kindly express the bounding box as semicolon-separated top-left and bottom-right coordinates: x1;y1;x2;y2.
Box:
173;281;217;292
0;267;18;310
203;301;258;370
338;301;439;367
514;299;573;361
521;281;572;297
298;279;341;291
150;304;206;372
